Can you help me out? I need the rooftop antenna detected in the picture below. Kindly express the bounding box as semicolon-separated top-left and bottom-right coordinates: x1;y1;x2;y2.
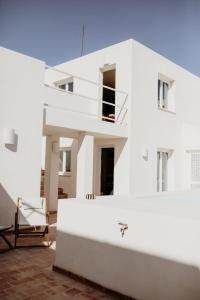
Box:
81;24;85;56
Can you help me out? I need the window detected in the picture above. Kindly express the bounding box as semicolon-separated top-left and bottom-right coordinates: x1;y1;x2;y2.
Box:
59;148;71;175
101;67;116;123
55;77;74;93
68;81;74;92
190;151;200;189
158;80;169;109
59;84;66;90
58;81;74;92
158;76;175;112
157;151;168;192
191;152;200;182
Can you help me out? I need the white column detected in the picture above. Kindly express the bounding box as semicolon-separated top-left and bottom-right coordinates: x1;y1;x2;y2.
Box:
76;133;94;197
114;138;130;195
44;135;59;211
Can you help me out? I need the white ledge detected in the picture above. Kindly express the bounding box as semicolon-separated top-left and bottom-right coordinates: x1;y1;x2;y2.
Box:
158;107;176;115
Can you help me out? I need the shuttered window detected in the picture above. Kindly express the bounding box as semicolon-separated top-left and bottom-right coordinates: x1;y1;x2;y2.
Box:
191;152;200;182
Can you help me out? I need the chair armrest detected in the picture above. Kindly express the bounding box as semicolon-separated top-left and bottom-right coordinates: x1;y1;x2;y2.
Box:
46;212;50;225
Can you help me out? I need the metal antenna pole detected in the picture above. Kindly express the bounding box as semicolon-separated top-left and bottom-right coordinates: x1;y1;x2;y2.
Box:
81;24;85;56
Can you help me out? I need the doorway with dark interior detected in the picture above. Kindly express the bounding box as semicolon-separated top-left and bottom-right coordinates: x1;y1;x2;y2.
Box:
102;67;116;122
100;147;114;195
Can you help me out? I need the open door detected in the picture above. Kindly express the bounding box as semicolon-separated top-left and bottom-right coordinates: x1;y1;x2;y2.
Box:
102;68;116;122
100;147;114;195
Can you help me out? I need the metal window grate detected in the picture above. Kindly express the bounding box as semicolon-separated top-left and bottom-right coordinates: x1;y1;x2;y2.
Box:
191;153;200;182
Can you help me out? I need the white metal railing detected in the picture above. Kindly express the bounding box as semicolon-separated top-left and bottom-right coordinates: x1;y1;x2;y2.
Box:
44;65;128;125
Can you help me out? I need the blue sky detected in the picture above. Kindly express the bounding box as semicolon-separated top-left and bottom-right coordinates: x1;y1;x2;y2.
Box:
0;0;200;75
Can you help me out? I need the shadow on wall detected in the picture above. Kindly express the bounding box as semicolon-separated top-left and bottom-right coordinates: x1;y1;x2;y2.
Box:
0;183;17;226
55;231;200;300
114;138;127;166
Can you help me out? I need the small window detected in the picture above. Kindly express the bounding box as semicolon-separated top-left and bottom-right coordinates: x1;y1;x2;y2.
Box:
59;148;71;175
158;80;169;109
58;81;74;92
158;76;175;112
68;81;74;92
59;84;66;90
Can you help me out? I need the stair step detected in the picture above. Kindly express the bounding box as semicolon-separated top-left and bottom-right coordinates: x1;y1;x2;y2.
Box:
58;193;68;199
58;187;63;194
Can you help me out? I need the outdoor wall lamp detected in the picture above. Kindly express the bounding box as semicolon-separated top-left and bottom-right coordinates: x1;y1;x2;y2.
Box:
2;128;15;145
142;147;148;160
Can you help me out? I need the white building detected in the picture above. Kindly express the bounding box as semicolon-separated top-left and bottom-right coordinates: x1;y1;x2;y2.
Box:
1;39;200;224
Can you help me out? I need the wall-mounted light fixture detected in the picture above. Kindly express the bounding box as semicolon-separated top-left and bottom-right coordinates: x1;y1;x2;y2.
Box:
2;128;15;145
142;147;148;160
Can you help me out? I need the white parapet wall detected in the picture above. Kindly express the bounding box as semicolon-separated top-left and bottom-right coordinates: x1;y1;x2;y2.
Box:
55;191;200;300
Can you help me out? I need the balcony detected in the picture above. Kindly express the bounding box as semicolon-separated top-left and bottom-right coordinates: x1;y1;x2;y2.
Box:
43;66;128;138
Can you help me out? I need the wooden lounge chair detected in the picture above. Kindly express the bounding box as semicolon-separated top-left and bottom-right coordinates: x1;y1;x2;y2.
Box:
0;225;13;251
14;197;50;247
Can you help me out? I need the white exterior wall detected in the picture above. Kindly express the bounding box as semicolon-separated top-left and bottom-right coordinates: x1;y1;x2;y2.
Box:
130;40;200;195
0;48;44;225
46;40;133;196
1;39;200;222
55;194;200;300
50;39;200;196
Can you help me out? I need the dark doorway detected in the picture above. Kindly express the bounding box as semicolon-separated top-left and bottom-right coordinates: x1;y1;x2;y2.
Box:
102;69;116;122
100;147;114;195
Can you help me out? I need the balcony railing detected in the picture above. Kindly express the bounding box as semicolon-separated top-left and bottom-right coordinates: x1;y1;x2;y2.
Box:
44;65;128;126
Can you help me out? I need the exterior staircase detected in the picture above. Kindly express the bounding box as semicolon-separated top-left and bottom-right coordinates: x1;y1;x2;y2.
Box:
40;169;68;199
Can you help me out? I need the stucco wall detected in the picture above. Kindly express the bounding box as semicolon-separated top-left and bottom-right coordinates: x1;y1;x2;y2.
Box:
130;40;200;195
46;40;133;196
55;194;200;300
0;47;44;225
2;39;200;223
45;39;200;196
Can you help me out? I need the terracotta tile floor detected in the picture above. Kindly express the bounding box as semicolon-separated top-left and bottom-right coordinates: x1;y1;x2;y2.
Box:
0;214;133;300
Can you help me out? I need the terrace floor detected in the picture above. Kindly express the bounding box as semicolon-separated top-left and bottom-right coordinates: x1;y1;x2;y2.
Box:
0;214;132;300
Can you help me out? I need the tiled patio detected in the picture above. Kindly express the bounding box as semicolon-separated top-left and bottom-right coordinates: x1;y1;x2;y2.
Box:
0;214;132;300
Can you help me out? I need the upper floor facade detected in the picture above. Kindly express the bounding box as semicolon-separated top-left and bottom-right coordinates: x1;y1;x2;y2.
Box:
1;39;200;222
1;39;200;142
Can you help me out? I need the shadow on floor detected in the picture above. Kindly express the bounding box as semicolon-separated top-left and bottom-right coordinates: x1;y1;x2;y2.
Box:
0;214;130;300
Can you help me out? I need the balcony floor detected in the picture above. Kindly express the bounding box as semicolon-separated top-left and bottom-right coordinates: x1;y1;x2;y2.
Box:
0;214;134;300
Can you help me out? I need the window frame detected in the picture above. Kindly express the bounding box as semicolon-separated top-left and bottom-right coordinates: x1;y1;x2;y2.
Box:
54;76;74;93
186;150;200;189
59;147;72;176
157;74;175;113
157;150;169;192
157;148;174;192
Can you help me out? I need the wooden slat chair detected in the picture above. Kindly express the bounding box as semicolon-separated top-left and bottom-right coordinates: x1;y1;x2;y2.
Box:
0;225;13;251
14;197;50;247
